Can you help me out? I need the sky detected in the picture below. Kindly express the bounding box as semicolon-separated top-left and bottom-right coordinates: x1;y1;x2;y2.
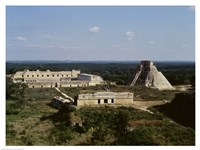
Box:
6;6;195;61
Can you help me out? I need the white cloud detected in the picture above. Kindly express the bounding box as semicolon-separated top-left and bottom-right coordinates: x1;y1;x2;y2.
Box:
25;44;83;50
88;26;100;33
189;6;195;12
125;31;135;40
148;41;156;45
25;44;55;49
14;36;27;41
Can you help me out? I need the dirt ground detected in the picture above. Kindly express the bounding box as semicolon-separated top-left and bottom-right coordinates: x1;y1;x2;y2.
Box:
133;100;166;108
174;85;192;91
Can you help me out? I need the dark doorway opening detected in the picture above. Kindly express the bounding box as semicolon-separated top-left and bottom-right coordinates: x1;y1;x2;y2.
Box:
104;99;108;103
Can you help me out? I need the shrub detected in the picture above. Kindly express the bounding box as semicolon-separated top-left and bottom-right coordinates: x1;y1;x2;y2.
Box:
49;123;73;145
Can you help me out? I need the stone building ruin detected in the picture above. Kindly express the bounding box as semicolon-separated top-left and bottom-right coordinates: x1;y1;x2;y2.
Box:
75;92;134;106
13;69;105;88
129;61;175;90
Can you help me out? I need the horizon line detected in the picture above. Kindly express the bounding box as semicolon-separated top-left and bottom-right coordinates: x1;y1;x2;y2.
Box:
6;59;195;62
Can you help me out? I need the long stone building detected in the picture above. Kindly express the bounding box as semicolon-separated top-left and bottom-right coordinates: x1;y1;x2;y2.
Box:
75;92;134;106
13;69;105;88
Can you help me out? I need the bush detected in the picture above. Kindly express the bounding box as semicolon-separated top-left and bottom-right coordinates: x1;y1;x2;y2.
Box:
6;100;25;115
6;123;17;140
49;123;73;145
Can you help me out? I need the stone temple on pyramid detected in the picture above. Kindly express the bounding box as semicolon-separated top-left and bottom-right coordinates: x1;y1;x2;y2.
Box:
129;61;175;90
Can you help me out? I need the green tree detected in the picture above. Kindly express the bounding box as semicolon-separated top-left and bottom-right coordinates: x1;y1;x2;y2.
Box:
114;109;130;136
6;77;28;100
6;77;28;114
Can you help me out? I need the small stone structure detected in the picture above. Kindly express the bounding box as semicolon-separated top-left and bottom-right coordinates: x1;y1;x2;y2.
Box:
77;73;105;86
13;69;104;88
49;96;72;109
75;92;134;106
129;61;175;90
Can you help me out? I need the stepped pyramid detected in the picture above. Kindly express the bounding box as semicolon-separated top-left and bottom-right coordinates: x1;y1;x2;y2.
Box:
129;61;175;90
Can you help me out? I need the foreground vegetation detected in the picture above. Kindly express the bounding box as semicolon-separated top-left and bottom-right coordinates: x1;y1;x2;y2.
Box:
6;100;195;145
6;81;195;145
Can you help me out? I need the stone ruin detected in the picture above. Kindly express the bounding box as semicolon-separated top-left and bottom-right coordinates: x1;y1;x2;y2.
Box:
129;61;175;90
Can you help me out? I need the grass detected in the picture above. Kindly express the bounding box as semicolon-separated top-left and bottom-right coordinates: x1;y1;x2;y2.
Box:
24;88;63;101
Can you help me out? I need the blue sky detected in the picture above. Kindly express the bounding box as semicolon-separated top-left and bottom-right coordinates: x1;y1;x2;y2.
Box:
6;6;195;61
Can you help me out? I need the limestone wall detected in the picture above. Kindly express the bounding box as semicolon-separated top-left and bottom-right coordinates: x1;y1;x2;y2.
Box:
13;69;80;83
76;92;134;106
28;80;89;88
77;73;104;84
13;69;106;88
77;99;99;106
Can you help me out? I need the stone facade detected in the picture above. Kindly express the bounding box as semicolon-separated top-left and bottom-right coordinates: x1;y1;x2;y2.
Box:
77;73;105;85
13;69;104;88
75;92;134;106
129;61;175;90
13;69;80;82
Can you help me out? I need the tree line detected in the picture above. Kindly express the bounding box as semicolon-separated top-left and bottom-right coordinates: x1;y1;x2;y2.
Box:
6;61;195;85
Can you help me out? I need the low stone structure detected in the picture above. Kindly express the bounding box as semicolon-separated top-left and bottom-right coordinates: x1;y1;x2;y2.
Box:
77;73;105;85
129;61;175;90
75;92;134;106
49;96;71;109
13;69;104;88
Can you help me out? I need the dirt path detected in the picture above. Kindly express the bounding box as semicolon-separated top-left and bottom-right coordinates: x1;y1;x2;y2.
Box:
132;100;167;114
133;100;166;108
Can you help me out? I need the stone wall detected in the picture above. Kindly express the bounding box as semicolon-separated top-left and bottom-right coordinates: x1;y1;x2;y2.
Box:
13;69;80;83
76;92;134;106
13;69;105;88
27;80;89;88
77;73;104;84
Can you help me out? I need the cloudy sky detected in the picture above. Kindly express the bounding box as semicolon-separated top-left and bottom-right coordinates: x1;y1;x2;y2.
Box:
6;6;195;61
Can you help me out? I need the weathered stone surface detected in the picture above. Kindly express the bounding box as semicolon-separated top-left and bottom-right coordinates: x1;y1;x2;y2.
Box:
130;61;175;90
49;96;71;109
76;92;134;106
13;69;105;88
